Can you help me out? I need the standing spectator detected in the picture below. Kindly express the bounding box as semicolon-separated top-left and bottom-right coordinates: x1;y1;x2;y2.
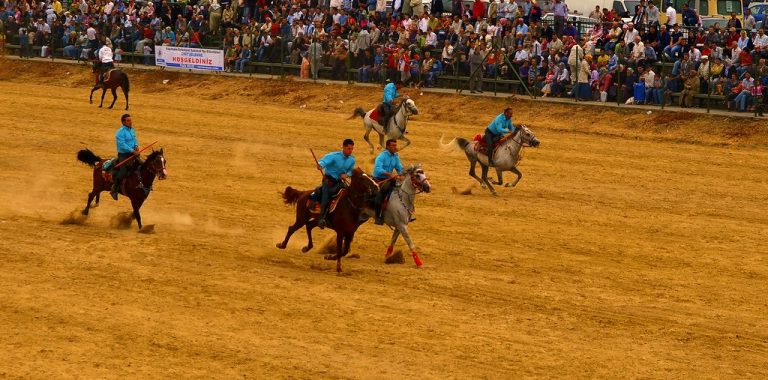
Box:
551;0;567;37
469;44;484;93
665;2;676;27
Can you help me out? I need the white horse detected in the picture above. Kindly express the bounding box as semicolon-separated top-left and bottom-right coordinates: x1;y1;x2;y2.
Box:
350;97;419;153
441;125;540;196
373;164;431;268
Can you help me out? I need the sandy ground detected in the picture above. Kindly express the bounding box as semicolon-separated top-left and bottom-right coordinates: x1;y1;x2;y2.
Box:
0;58;767;378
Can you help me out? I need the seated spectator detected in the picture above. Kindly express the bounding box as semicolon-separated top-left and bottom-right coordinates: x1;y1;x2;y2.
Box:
235;44;252;73
733;72;755;111
679;70;700;108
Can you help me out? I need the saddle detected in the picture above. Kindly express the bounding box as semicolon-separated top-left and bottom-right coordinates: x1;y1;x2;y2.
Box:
473;133;514;155
96;159;115;183
370;105;383;125
102;68;116;82
306;188;348;215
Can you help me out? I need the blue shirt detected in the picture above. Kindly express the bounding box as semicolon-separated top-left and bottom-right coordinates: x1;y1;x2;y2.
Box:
383;82;400;103
373;150;403;179
486;113;515;135
115;125;138;154
318;151;355;180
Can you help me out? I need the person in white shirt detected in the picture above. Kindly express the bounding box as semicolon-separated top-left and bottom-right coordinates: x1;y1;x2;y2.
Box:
754;29;768;49
104;1;114;16
623;23;639;47
97;39;114;84
665;3;676;26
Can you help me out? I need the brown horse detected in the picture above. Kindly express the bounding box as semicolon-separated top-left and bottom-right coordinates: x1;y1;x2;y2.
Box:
89;64;130;110
76;148;167;229
276;168;379;273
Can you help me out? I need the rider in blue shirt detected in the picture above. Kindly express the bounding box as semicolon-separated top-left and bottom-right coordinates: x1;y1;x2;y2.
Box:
380;80;404;132
484;108;516;166
372;139;403;225
316;139;356;229
111;114;141;200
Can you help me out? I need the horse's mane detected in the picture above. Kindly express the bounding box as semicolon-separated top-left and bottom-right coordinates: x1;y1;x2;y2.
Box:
144;150;162;164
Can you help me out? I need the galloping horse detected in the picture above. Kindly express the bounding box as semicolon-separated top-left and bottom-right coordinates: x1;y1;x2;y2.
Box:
76;148;167;229
350;96;419;153
442;125;540;195
89;63;130;110
277;168;379;273
374;164;431;268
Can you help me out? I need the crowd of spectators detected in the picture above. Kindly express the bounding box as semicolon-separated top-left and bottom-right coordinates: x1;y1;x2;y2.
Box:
1;0;766;113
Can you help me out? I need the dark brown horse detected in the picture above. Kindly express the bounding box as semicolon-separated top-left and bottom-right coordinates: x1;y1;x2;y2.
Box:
276;168;379;272
76;148;167;229
89;64;130;110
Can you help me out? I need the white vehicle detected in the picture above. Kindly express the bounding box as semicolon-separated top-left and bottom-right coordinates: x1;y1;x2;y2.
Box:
559;0;641;22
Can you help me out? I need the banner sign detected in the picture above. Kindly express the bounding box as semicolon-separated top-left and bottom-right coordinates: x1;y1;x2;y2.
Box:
155;46;224;71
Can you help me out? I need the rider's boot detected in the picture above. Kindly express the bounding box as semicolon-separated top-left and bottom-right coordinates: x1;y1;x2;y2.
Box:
374;206;384;225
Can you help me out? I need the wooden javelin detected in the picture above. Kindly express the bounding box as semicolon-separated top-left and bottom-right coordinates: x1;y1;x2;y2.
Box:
113;141;158;169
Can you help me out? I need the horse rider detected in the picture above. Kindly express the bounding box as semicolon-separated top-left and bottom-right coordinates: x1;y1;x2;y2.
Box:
484;107;516;166
372;139;403;225
380;80;404;132
97;37;114;85
110;114;141;200
316;139;356;229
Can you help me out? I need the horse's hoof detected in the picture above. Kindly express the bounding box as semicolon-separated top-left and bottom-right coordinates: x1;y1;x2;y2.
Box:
98;105;103;108
301;246;312;253
276;243;286;249
491;192;498;197
81;210;89;216
505;183;514;188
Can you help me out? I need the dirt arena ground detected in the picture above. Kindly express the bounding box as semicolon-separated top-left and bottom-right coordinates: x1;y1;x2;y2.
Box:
0;58;767;378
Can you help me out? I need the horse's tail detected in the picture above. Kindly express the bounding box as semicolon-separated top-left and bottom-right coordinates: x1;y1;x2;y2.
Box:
280;186;304;206
439;135;471;152
120;72;130;93
349;107;366;120
77;149;102;167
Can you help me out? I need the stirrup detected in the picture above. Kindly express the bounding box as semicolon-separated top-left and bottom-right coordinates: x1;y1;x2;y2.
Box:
110;191;118;200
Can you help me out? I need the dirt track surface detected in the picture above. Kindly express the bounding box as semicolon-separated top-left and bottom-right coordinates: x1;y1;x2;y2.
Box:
1;59;767;378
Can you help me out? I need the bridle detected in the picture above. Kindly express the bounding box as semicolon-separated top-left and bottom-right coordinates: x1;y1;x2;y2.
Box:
504;127;536;149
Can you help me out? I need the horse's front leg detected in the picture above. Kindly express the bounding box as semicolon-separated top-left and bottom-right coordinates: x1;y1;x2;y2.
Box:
507;166;523;187
493;167;504;185
131;197;144;229
99;88;107;108
396;223;423;268
398;135;411;150
386;228;401;258
108;88;118;109
378;129;386;151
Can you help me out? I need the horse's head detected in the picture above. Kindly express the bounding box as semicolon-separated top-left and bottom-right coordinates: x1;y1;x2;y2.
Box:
404;164;430;193
350;167;379;200
401;97;418;116
145;148;168;180
517;125;541;148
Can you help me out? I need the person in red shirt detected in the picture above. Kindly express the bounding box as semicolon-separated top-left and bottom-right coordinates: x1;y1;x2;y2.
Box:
472;0;486;22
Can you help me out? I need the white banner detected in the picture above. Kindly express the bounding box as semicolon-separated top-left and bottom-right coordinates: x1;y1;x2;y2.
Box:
155;46;224;71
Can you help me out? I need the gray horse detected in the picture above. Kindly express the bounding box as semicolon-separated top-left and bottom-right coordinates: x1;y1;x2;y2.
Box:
371;164;431;268
442;125;540;195
350;97;419;153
